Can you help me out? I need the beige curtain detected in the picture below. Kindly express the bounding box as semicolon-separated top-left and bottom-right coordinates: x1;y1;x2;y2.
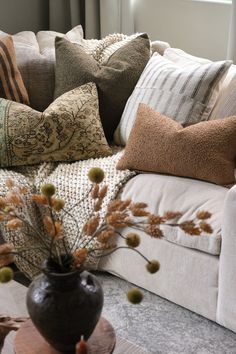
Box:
49;0;135;38
227;0;236;62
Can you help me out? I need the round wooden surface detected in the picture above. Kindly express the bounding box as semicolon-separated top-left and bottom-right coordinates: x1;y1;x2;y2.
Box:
14;317;116;354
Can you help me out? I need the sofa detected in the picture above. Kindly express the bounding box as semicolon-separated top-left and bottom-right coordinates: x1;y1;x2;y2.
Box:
1;25;236;335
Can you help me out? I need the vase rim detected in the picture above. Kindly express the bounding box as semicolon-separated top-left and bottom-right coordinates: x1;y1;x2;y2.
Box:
41;256;84;279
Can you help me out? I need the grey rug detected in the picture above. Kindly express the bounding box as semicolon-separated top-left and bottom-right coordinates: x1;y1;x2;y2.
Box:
97;273;236;354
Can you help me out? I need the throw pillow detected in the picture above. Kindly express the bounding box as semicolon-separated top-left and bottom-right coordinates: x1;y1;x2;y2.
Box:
0;35;29;105
0;82;111;167
54;34;151;141
163;47;212;66
1;26;84;112
163;47;236;121
114;53;232;145
211;75;236;119
116;104;236;186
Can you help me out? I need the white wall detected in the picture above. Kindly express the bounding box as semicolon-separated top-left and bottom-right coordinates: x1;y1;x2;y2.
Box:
134;0;231;60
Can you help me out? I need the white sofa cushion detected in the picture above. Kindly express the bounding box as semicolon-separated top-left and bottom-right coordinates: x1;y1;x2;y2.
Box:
119;173;228;255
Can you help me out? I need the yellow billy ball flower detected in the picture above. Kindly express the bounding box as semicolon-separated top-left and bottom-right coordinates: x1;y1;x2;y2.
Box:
125;233;140;248
0;267;14;283
127;288;143;304
52;198;65;212
88;168;105;184
41;183;56;198
146;260;160;274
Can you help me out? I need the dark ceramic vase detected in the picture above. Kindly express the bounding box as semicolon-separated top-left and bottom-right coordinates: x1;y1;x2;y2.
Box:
26;259;103;353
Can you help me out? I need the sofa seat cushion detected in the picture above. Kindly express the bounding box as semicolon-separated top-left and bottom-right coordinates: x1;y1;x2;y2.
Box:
119;173;228;255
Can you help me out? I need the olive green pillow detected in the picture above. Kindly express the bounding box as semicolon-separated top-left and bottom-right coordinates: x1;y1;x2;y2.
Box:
54;34;151;141
0;82;111;167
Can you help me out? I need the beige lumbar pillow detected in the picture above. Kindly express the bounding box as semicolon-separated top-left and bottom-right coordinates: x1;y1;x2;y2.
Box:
0;82;111;167
117;104;236;186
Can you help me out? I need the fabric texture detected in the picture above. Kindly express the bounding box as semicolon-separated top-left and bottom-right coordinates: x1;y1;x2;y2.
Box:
3;27;166;112
0;151;135;279
99;229;219;322
0;82;111;167
115;53;232;145
210;75;236;119
54;34;151;141
117;104;236;186
217;184;236;332
0;35;29;105
0;27;84;112
163;47;236;121
114;173;226;255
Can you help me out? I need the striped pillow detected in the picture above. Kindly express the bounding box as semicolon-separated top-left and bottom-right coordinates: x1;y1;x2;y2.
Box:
0;36;29;105
114;53;231;145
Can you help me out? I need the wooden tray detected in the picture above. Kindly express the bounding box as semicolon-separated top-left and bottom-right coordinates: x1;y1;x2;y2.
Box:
14;317;116;354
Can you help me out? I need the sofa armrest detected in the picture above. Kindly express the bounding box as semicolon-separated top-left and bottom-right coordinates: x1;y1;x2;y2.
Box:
217;184;236;331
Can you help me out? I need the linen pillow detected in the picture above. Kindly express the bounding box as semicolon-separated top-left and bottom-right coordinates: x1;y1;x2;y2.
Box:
0;26;84;111
54;34;151;141
211;76;236;119
0;35;29;105
163;47;236;121
114;53;232;145
0;82;111;167
117;104;236;186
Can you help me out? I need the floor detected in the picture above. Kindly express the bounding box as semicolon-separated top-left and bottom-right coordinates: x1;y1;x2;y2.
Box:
97;273;236;354
13;270;236;354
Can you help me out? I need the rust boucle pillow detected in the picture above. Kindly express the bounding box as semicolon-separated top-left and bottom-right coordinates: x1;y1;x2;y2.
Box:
117;104;236;185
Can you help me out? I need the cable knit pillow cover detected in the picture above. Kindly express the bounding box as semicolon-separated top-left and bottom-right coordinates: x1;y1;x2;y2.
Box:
0;82;111;167
0;35;29;105
54;34;151;141
117;104;236;186
114;53;232;145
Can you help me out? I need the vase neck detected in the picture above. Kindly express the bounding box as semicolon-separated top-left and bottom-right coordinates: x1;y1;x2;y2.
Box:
43;270;80;291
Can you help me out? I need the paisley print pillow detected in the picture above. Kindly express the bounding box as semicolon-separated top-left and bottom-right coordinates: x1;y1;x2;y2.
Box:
0;82;112;167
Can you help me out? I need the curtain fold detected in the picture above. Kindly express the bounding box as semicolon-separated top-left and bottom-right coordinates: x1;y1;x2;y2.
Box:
49;0;134;38
227;0;236;62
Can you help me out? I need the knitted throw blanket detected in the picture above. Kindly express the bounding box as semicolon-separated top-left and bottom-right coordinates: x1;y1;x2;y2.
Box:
0;152;135;279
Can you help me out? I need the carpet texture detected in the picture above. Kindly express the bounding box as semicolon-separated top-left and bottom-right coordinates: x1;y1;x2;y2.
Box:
98;273;236;354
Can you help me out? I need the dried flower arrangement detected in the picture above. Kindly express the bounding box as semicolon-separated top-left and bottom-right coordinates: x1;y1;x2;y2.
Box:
0;167;212;304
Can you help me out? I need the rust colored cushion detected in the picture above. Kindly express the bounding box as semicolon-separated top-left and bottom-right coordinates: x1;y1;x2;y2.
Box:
0;36;29;105
117;104;236;185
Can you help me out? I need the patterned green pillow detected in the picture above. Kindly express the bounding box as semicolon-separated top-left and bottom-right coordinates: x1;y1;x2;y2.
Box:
0;82;112;167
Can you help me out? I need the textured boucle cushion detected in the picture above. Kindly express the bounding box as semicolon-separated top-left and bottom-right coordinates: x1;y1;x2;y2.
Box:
0;35;29;105
0;82;111;167
54;34;150;141
117;104;236;186
114;53;232;145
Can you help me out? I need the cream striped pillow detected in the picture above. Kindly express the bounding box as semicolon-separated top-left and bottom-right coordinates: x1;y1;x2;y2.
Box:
114;53;232;146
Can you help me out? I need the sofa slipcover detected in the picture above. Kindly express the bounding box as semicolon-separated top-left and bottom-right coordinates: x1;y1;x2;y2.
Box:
118;173;227;255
